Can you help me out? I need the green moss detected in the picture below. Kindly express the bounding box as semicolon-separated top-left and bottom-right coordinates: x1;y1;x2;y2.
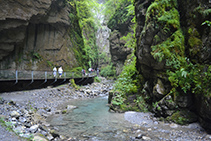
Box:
120;103;140;112
135;96;149;112
158;8;180;29
146;0;178;26
62;110;67;114
149;0;184;67
109;54;144;112
151;29;185;67
70;79;79;90
167;110;197;125
100;64;116;78
107;0;132;31
46;61;53;68
188;36;202;54
94;76;101;83
154;35;161;43
187;27;202;56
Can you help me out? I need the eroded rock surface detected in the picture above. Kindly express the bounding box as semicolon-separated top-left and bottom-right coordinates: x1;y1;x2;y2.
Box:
0;0;80;70
135;0;211;131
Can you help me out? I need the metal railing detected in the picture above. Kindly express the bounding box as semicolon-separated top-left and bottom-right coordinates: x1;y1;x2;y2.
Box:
0;70;97;80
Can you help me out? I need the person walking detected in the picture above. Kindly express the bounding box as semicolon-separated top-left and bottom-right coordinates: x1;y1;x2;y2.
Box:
88;68;92;76
58;66;63;78
82;69;86;76
97;68;99;76
53;67;57;77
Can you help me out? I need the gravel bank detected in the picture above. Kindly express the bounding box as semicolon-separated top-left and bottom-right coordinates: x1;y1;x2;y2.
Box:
0;78;113;141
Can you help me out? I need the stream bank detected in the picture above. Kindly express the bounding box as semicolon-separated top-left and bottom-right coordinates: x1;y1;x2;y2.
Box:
0;77;113;141
0;77;211;141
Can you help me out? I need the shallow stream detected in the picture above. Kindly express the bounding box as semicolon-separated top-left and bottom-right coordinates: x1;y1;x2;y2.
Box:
47;96;210;141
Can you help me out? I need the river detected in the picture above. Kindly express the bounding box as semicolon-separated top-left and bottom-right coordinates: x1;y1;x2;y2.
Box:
47;96;210;141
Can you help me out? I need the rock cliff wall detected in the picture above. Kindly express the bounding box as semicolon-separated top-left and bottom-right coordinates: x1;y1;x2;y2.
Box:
0;0;82;71
135;0;211;131
107;0;133;75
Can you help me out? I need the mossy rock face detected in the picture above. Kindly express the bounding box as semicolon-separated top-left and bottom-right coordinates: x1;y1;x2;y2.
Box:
109;102;140;113
108;90;114;104
70;79;79;90
167;109;198;125
0;97;4;104
187;27;203;61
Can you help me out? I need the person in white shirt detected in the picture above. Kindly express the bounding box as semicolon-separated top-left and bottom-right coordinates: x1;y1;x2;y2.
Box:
53;67;57;77
58;66;63;78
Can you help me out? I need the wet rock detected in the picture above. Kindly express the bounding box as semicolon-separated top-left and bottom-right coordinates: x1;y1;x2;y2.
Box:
10;111;20;118
93;90;100;96
29;124;39;133
14;125;26;134
67;105;77;110
123;129;130;133
11;117;17;121
50;129;60;138
60;135;66;140
170;123;178;128
21;109;29;114
55;110;61;114
135;134;142;139
205;135;211;140
19;116;27;123
47;134;54;140
33;135;48;141
8;101;16;105
153;79;166;99
176;94;192;108
24;122;32;128
0;97;4;104
167;110;198;125
20;133;33;139
85;90;92;94
142;136;151;140
39;124;49;132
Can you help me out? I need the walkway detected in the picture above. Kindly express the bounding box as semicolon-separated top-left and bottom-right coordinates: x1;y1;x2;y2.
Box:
0;70;96;93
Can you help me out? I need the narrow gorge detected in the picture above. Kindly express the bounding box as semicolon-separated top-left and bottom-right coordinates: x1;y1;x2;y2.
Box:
0;0;211;140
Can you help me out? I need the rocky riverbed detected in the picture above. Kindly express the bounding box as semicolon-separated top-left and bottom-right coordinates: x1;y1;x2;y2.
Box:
0;77;113;141
0;77;211;141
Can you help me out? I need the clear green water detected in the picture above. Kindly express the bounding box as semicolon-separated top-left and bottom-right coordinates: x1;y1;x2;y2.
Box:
47;96;133;140
47;96;209;141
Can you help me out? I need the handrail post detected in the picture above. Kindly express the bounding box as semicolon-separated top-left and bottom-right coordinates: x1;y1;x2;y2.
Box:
64;72;66;81
15;70;18;83
31;71;34;83
45;71;47;82
55;72;57;81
